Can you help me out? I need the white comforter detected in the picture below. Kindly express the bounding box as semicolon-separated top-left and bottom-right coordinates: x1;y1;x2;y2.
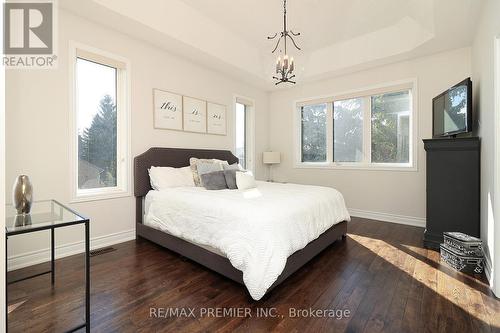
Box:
145;181;350;300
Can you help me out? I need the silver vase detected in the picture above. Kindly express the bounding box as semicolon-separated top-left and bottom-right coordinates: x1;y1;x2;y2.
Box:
13;175;33;214
14;214;32;227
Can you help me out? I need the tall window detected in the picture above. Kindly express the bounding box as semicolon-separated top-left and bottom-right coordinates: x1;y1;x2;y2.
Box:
297;82;414;169
73;46;129;200
235;102;247;168
234;97;255;171
301;103;327;162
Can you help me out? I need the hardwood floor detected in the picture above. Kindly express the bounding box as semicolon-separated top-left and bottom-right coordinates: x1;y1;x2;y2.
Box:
7;217;500;332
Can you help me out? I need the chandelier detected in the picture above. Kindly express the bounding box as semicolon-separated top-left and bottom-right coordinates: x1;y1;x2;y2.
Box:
268;0;301;85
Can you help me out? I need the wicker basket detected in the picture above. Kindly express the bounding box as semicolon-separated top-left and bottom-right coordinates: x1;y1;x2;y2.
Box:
443;232;483;257
440;243;483;274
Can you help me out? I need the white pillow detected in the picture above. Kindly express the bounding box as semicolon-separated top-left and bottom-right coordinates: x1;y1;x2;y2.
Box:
236;171;256;190
149;166;195;190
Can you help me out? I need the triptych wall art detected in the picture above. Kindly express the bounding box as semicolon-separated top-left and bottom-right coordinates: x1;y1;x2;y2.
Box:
153;89;227;135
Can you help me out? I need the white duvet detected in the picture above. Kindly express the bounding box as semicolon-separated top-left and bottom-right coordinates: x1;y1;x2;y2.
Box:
145;181;350;300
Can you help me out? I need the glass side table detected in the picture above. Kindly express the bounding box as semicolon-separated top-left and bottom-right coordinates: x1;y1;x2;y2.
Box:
5;200;90;333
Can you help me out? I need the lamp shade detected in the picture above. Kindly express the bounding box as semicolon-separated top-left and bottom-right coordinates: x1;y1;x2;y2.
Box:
263;151;281;164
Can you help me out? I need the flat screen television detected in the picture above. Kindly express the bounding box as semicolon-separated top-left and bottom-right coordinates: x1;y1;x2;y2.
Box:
432;78;472;138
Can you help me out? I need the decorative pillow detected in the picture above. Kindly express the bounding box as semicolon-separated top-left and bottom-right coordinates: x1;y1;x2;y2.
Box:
189;158;228;186
223;163;243;171
200;171;228;190
197;162;224;177
223;169;238;189
236;171;257;190
148;166;195;190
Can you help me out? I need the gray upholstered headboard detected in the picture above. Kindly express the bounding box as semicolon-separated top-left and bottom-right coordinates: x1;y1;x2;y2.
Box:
134;147;239;223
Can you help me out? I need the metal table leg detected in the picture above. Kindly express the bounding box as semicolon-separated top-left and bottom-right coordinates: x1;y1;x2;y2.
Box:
6;234;8;333
85;221;90;332
51;228;55;285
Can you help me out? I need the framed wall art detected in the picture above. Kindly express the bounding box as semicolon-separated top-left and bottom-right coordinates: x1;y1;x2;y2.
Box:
153;89;183;130
207;102;227;135
183;96;207;133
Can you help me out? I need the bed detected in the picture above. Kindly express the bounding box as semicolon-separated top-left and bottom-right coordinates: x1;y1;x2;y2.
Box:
134;147;349;300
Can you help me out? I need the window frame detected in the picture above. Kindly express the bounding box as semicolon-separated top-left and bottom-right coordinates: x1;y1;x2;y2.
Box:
300;102;329;163
235;102;247;169
69;42;131;202
294;79;418;171
233;95;255;173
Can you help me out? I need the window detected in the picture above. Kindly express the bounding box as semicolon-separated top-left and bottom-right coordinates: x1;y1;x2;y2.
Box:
371;91;410;164
234;96;254;171
333;98;363;162
296;81;415;170
301;104;327;162
235;102;247;168
71;45;130;201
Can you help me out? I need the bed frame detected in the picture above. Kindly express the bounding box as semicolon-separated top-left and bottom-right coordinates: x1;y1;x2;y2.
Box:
134;147;347;294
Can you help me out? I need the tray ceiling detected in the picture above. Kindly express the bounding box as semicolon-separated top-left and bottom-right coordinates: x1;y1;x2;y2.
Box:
62;0;483;90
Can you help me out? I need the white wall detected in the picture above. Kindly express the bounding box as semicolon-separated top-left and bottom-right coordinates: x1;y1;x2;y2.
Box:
1;9;6;328
472;0;500;297
267;47;472;225
5;9;269;268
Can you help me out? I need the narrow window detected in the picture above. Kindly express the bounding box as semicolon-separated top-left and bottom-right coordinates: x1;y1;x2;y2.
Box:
235;102;247;168
77;58;117;189
73;47;129;200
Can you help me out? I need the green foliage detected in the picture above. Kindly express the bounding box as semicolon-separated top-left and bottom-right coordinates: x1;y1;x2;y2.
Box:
301;104;327;162
78;95;117;188
371;92;410;163
333;99;363;162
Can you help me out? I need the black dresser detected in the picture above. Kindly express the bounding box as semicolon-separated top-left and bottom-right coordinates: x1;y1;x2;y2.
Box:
423;137;480;250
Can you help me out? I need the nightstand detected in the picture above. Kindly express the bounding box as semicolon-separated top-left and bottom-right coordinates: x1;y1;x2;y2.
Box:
5;200;91;333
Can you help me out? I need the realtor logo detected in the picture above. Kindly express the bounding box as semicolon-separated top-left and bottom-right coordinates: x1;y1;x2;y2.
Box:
3;0;57;68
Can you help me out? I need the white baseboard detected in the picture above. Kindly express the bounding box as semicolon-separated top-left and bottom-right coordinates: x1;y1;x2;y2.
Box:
483;252;499;298
7;229;135;271
349;208;426;228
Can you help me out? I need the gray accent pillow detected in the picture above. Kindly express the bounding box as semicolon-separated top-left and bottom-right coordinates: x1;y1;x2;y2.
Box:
223;170;238;189
189;157;228;186
223;163;241;171
197;162;224;176
200;171;228;190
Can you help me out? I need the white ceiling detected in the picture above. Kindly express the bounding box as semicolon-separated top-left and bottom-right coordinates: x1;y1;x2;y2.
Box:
62;0;483;90
181;0;428;50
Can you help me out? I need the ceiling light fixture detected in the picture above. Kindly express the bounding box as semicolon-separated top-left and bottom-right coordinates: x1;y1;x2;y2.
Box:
268;0;301;85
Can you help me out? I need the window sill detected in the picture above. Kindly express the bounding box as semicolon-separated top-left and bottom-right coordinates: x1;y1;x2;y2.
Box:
294;162;417;172
70;188;131;203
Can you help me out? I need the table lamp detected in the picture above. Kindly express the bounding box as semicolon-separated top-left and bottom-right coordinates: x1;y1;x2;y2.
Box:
263;151;281;182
